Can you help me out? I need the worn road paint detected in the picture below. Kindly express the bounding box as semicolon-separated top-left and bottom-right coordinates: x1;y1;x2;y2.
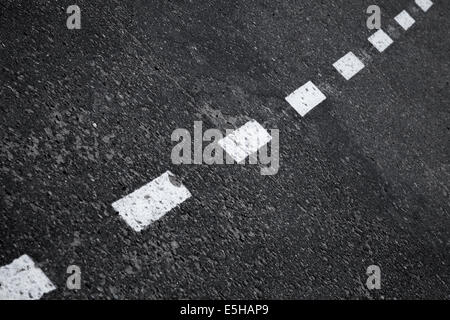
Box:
285;81;327;117
368;29;394;52
218;120;272;163
112;171;191;232
395;11;416;31
0;255;56;300
415;0;433;12
333;52;365;80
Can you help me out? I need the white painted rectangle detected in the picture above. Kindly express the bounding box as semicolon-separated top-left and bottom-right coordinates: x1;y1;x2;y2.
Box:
333;52;365;80
285;81;327;117
112;171;191;232
218;120;272;163
368;29;394;52
395;11;415;30
0;255;56;300
415;0;433;12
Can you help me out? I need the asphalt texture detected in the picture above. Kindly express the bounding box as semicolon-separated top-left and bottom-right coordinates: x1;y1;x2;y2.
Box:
0;0;449;299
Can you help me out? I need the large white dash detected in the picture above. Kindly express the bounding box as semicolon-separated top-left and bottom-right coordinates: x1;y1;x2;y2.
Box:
0;255;56;300
395;11;416;31
333;52;365;80
112;171;191;232
218;120;272;163
368;29;394;52
415;0;433;12
285;81;326;117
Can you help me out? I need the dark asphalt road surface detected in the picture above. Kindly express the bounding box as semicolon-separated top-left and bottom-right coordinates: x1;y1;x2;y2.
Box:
1;0;449;299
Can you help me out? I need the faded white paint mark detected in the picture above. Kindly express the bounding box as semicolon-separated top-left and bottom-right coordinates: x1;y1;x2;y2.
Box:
285;81;327;117
333;52;365;80
0;255;56;300
368;29;394;52
218;120;272;163
112;171;191;232
395;11;415;31
415;0;433;12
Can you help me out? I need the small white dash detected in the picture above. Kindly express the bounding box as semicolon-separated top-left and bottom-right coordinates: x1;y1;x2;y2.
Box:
218;120;272;163
415;0;433;12
395;11;416;31
333;52;365;80
368;29;394;52
285;81;326;117
0;255;56;300
112;171;191;232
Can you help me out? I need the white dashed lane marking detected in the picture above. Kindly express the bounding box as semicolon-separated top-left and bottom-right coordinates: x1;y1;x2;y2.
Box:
285;81;327;117
333;52;365;80
0;0;439;299
218;120;272;163
395;10;416;31
112;171;192;232
415;0;433;12
368;29;394;53
0;255;56;300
